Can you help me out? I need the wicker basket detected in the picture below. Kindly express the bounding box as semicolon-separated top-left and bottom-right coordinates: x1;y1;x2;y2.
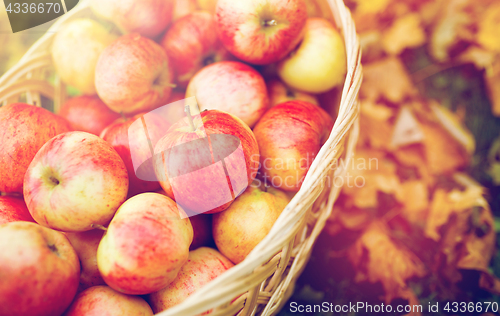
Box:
0;0;362;315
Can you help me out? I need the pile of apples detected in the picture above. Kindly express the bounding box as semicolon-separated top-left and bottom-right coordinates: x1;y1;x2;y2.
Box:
0;0;347;315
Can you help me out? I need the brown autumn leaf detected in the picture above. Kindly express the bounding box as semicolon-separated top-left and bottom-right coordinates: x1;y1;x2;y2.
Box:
360;57;418;104
476;2;500;53
485;61;500;117
382;13;426;55
419;122;468;175
395;180;429;225
348;221;427;302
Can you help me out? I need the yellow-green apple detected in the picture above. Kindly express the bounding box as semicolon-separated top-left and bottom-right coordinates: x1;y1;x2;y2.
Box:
0;196;35;225
173;0;197;21
63;285;153;316
58;95;121;136
277;18;347;93
148;247;233;313
23;132;129;232
51;19;118;95
196;0;217;13
95;33;174;115
65;229;106;292
100;112;169;197
0;103;72;193
153;109;260;215
253;100;333;191
215;0;308;65
0;221;80;316
186;61;269;127
213;181;290;264
266;78;319;107
97;193;193;295
89;0;174;38
161;11;232;87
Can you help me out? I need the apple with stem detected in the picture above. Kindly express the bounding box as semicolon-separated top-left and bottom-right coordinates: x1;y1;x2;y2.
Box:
215;0;308;65
153;107;260;215
23;131;129;232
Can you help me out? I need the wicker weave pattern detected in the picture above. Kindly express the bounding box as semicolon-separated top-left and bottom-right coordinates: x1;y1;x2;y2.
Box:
0;0;362;315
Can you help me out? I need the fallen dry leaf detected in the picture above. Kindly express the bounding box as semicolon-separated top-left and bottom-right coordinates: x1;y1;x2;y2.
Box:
361;57;418;104
348;221;427;302
382;13;426;55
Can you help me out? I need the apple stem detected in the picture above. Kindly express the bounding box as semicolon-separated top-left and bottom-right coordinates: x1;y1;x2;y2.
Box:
185;105;196;132
91;224;108;232
169;83;177;88
120;111;126;120
263;19;278;26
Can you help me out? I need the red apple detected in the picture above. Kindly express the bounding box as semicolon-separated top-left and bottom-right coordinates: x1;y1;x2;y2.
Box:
161;11;232;87
89;0;174;38
65;229;106;292
148;247;233;313
215;0;308;65
95;33;174;115
97;193;193;295
100;112;170;197
63;285;154;316
153;109;260;215
0;221;80;316
58;95;121;136
186;61;269;127
0;195;35;225
253;100;334;191
213;181;290;264
0;103;72;193
23;131;129;232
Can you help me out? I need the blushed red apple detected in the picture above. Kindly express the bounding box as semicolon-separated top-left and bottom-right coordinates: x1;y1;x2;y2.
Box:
58;95;120;136
95;33;174;115
186;61;269;127
89;0;174;38
253;100;334;191
153;109;260;215
148;247;233;313
0;103;72;193
23;132;129;232
161;11;232;87
0;221;80;316
63;285;153;316
0;195;35;225
100;112;169;197
97;193;193;295
215;0;308;65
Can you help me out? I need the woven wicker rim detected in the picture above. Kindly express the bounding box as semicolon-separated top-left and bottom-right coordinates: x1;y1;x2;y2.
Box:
0;0;362;315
